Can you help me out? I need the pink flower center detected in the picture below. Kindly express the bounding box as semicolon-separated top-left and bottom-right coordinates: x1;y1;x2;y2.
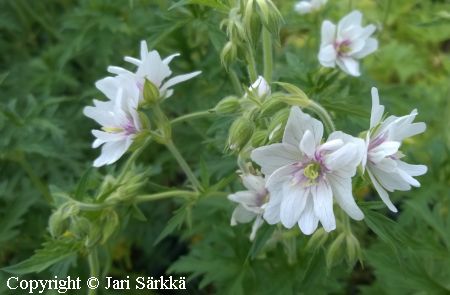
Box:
334;39;352;56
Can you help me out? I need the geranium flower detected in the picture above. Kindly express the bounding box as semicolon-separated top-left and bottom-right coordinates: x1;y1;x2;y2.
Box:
294;0;327;15
84;77;142;167
362;87;427;212
251;107;364;234
228;174;268;240
108;40;201;99
318;10;378;76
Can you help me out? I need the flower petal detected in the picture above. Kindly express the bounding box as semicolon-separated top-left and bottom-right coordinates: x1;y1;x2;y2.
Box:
370;87;385;128
251;143;301;175
283;106;323;148
336;57;360;76
160;71;202;98
353;38;378;59
299;130;317;158
312;181;336;232
231;205;256;225
328;174;364;220
368;169;398;212
320;20;336;46
298;197;319;235
397;161;427;177
280;184;307;228
318;44;337;68
93;137;132;167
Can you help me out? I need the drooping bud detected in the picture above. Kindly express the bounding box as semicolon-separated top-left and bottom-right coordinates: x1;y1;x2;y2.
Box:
221;41;238;68
345;232;362;266
326;232;345;269
215;96;241;115
227;116;255;151
254;0;283;36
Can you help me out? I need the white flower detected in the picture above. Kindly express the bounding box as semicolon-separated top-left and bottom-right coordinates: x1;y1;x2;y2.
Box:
318;10;378;76
362;87;427;212
294;0;327;15
108;40;201;99
228;174;268;240
248;75;271;98
251;107;365;235
84;76;142;167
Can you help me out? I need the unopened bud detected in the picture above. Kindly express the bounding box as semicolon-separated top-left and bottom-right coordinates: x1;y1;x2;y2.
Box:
326;232;345;269
345;233;362;266
305;228;329;251
260;96;285;117
251;130;267;147
221;41;238;68
215;96;241;114
143;79;160;105
227;117;255;151
255;0;283;36
267;108;289;142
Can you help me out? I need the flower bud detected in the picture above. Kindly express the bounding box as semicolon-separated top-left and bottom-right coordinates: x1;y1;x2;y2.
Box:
305;228;329;251
267;108;289;142
227;116;255;151
221;41;238;68
215;96;241;115
143;79;160;105
251;130;267;147
345;233;362;266
255;0;283;36
326;232;345;269
260;96;285;117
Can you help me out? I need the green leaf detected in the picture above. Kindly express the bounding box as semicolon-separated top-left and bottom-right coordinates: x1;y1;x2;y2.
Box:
247;224;274;260
73;167;93;201
154;205;187;245
2;239;81;275
362;208;408;254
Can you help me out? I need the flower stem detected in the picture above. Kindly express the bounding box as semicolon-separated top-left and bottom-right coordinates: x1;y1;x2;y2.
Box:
306;100;336;133
87;247;99;295
134;190;197;203
262;27;273;83
165;140;202;191
229;69;243;96
170;110;214;125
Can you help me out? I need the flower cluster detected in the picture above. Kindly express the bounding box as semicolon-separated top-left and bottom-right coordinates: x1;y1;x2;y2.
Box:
228;86;426;237
84;41;200;166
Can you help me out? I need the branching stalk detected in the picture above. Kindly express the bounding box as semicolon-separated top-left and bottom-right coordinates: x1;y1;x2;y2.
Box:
165;140;202;191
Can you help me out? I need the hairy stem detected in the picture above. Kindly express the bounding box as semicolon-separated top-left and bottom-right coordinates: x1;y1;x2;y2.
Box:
165;140;202;191
170;110;214;125
87;247;99;295
135;190;197;203
306;99;336;133
262;27;273;83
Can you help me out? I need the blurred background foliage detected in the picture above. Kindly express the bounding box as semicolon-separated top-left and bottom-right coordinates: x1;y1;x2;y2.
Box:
0;0;449;294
